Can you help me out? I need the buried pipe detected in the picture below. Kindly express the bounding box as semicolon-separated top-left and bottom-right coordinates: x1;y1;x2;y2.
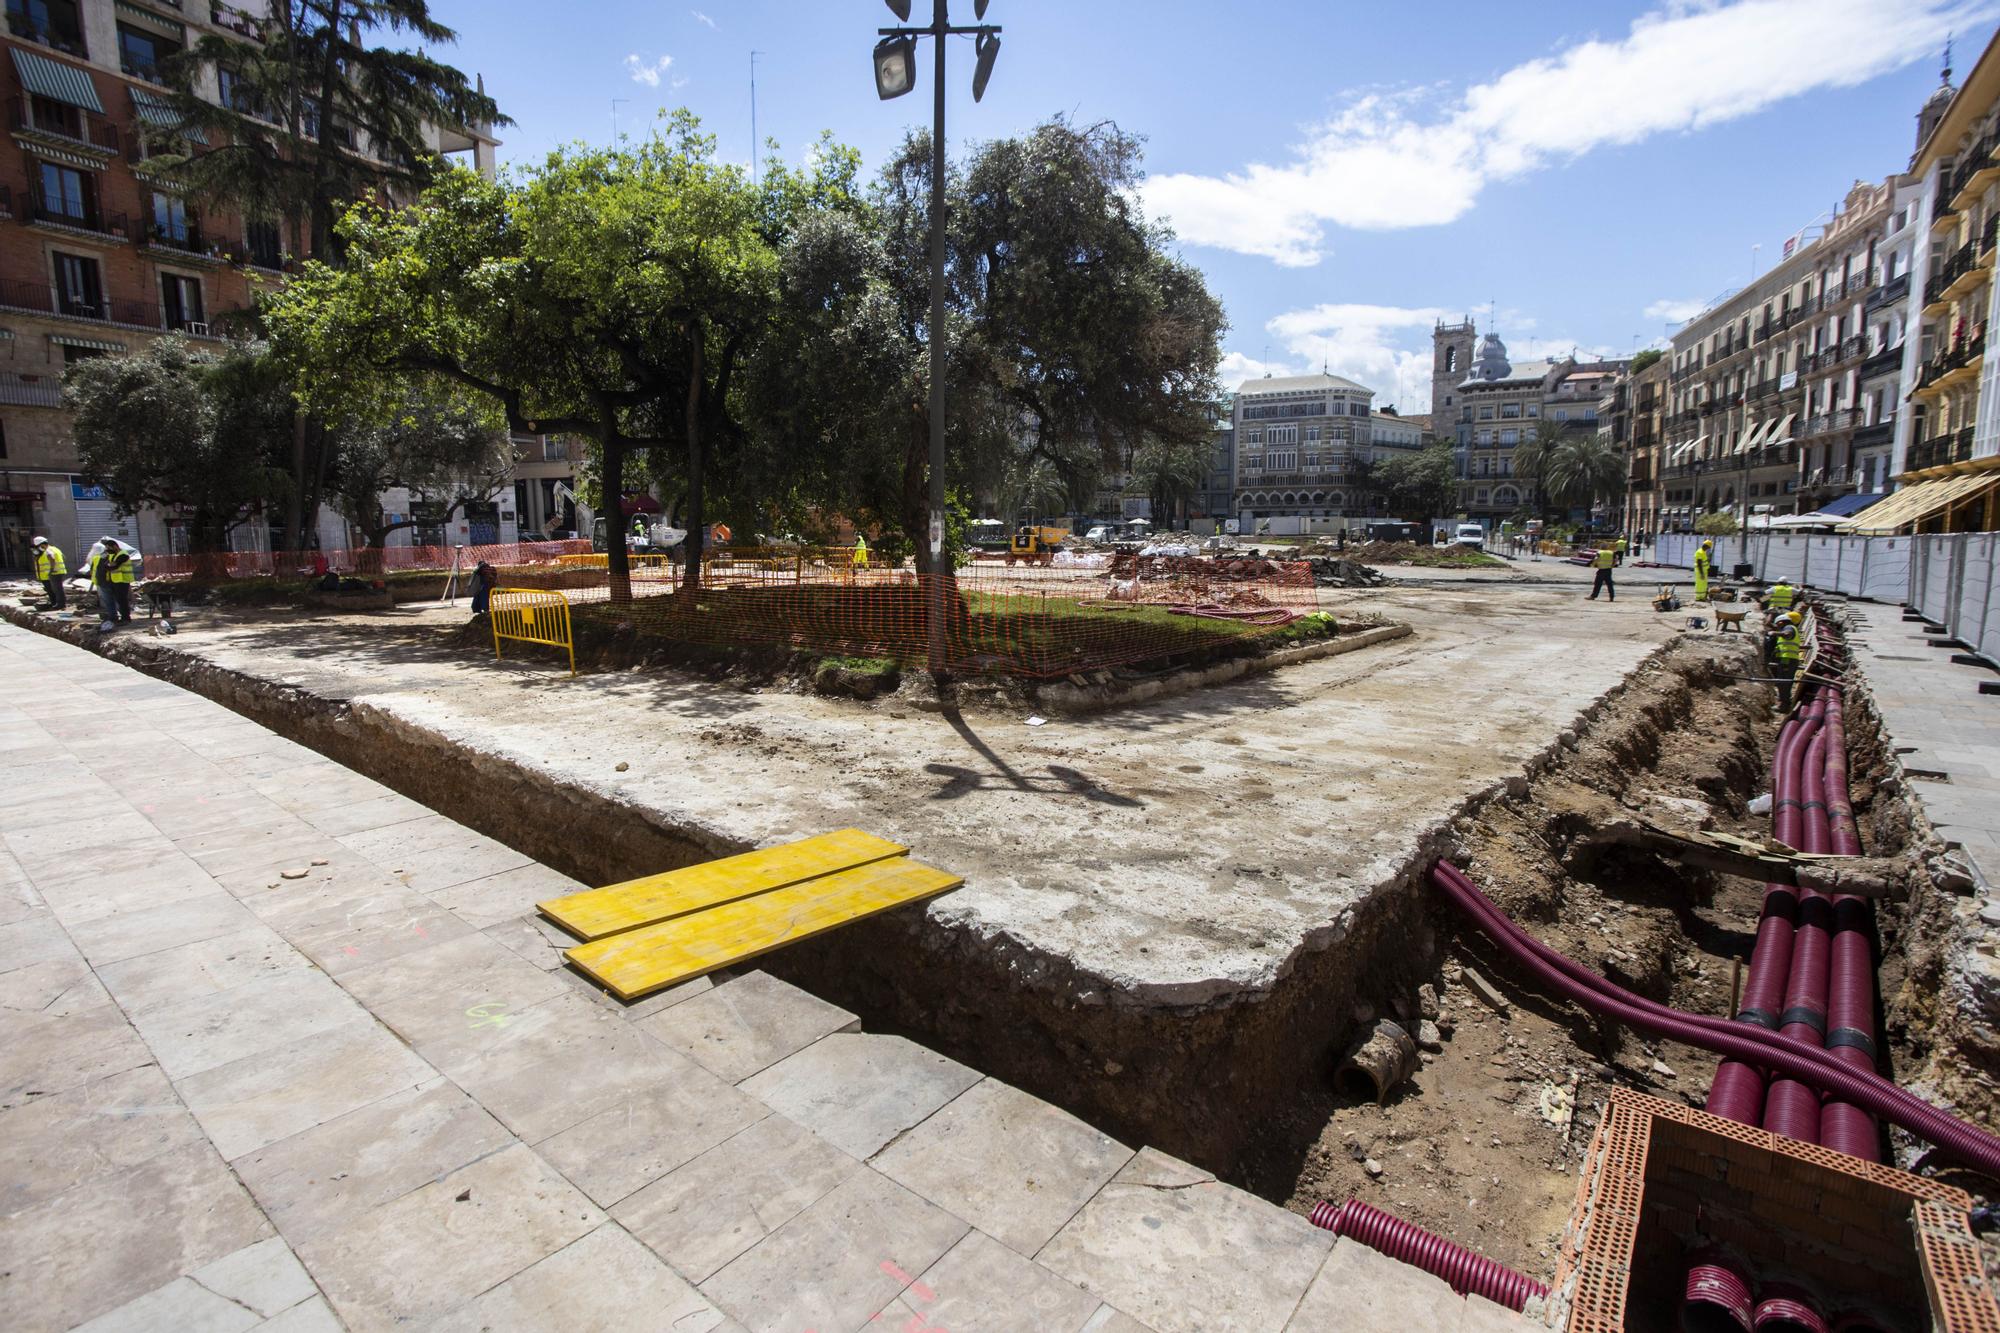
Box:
1430;860;2000;1179
1709;707;1818;1125
1819;686;1883;1162
1336;1020;1420;1104
1308;1198;1547;1312
1752;1280;1828;1333
1765;729;1833;1145
1683;1247;1756;1332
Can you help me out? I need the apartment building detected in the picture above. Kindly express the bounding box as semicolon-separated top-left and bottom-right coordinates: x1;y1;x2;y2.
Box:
0;0;500;568
1889;39;2000;533
1369;409;1423;452
1432;325;1625;520
1231;371;1377;521
1194;392;1234;527
1619;354;1669;536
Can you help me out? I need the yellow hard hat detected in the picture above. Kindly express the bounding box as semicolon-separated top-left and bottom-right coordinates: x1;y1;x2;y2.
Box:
1786;610;1803;624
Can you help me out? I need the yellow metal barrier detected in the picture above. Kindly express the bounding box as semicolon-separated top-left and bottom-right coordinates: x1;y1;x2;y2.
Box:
490;587;576;676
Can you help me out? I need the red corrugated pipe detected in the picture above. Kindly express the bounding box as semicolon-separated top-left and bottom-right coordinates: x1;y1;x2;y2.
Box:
1765;730;1833;1143
1430;860;2000;1178
1819;686;1882;1161
1708;706;1819;1125
1753;1279;1828;1331
1683;1246;1756;1330
1307;1198;1546;1312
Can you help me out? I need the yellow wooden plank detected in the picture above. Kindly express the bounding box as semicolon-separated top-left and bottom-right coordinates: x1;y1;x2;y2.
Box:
538;828;908;941
565;858;963;1001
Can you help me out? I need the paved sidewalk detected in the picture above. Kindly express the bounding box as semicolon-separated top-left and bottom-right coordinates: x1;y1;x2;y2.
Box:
0;623;1528;1332
1844;603;2000;883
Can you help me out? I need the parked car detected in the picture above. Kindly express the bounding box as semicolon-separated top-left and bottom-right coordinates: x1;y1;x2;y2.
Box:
1454;523;1486;548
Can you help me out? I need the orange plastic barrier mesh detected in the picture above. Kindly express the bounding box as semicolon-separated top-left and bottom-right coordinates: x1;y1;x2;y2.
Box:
505;550;1326;679
145;539;592;581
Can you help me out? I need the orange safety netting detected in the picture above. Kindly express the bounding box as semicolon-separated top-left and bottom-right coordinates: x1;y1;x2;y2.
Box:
145;539;593;580
507;549;1326;678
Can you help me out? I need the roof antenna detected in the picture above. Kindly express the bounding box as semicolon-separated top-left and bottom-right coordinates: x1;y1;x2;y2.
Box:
1944;33;1954;86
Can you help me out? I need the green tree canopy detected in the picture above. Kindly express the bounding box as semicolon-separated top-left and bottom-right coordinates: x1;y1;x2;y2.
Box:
328;390;512;548
65;337;293;553
1373;441;1458;522
264;111;805;599
1539;434;1626;513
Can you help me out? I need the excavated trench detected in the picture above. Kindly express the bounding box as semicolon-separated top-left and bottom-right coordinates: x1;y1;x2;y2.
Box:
4;602;1982;1268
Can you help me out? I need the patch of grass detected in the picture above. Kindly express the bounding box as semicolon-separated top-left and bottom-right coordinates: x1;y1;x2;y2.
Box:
815;654;899;675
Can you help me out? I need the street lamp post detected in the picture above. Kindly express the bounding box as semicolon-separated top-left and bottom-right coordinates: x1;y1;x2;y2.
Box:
873;0;1001;677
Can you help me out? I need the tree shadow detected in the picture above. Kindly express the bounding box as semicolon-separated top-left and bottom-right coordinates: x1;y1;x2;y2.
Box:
926;707;1143;807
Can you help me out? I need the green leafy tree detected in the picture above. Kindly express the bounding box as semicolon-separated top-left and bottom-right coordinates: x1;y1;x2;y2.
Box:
328;391;512;548
265;113;787;602
1514;417;1570;515
1373;441;1458;521
65;337;292;554
1695;510;1740;536
1630;348;1663;375
152;0;507;556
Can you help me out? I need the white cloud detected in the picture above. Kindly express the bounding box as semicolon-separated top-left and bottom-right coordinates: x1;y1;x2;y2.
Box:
1644;297;1709;324
625;53;674;87
1223;303;1451;408
1143;0;1979;265
692;9;717;29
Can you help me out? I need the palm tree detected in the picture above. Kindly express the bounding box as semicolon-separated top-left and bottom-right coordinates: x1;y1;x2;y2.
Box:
1514;417;1568;516
1541;435;1626;515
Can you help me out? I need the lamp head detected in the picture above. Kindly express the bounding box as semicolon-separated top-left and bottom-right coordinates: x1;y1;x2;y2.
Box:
971;30;1000;102
873;36;916;99
884;0;912;20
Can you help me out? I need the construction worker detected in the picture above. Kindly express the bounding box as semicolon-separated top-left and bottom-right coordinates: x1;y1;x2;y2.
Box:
631;515;647;540
1614;534;1629;566
1587;543;1617;602
853;532;868;570
87;537;136;629
1693;539;1714;603
1771;609;1804;712
1762;577;1796;620
30;535;66;610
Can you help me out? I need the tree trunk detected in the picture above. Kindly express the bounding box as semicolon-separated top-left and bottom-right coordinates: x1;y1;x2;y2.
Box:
601;431;630;604
680;329;705;603
283;412;307;554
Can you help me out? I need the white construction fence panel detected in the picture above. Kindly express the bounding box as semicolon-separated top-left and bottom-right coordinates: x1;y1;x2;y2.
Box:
1643;531;1910;603
1911;532;2000;667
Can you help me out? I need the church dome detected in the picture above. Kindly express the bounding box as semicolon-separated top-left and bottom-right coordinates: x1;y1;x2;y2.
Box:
1473;332;1512;381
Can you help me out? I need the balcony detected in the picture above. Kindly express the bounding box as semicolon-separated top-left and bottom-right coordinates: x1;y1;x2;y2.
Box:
8;95;121;157
26;189;130;245
5;13;86;57
141;223;230;266
1801;408;1859;439
0;372;62;407
1865;271;1911;312
1906;427;1978;472
1853;420;1894;450
1858;343;1904;379
0;277;162;330
211;3;264;40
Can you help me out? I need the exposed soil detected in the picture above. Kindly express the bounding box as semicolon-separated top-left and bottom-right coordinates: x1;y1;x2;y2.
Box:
1241;618;1989;1283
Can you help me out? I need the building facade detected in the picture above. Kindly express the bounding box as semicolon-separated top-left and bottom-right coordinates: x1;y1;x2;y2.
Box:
1896;39;2000;530
1433;327;1626;521
0;0;500;569
1193;392;1234;527
1231;372;1376;521
1619;354;1668;536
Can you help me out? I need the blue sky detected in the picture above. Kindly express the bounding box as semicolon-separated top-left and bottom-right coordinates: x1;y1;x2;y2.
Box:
431;0;1997;414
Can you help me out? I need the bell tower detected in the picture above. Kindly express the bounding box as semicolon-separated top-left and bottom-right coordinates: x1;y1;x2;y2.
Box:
1432;318;1477;428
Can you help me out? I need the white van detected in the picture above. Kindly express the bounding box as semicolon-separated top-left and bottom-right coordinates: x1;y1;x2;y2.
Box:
1454;523;1486;548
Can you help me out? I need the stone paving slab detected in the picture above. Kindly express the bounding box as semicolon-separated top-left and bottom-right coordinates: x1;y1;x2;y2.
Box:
0;621;1539;1330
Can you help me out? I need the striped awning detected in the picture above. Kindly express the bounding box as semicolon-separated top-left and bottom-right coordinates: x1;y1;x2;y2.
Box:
49;335;126;352
115;0;185;40
131;88;209;144
1736;420;1770;454
1764;412;1797;448
11;48;104;114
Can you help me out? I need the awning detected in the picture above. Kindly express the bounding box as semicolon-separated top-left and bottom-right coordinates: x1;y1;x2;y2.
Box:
1764;413;1797;447
1839;472;2000;534
1736;420;1770;454
131;89;209;145
115;0;184;40
1813;491;1883;519
11;48;104;114
49;334;125;352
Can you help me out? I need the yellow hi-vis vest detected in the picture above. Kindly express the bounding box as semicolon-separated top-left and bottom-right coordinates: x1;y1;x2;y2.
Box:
91;549;135;584
1774;625;1802;663
1767;583;1795;610
1594;547;1616;569
1694;548;1711;576
33;544;65;579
